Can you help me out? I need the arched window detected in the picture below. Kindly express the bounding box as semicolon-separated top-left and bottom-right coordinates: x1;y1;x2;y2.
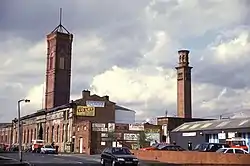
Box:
30;129;33;142
56;125;59;142
27;130;29;143
34;128;36;140
62;125;64;142
15;132;17;143
46;127;49;143
51;126;54;142
23;130;26;144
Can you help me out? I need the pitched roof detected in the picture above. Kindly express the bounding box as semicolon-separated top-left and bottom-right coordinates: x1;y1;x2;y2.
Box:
172;117;250;132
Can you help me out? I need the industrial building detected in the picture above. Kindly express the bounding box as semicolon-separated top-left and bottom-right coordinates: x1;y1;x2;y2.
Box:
170;117;250;150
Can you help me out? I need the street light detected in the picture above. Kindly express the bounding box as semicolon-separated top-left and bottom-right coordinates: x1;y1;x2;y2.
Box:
17;99;30;162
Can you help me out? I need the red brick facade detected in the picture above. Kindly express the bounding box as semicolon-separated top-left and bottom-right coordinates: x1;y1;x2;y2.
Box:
45;31;73;109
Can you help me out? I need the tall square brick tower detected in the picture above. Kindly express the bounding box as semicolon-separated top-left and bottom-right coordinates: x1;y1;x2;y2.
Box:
45;10;73;109
175;50;192;118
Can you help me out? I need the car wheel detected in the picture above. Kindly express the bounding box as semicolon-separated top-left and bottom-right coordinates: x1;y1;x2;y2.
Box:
100;158;105;166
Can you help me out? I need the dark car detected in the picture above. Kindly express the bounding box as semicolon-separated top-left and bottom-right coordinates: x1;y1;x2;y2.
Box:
157;144;186;151
101;147;139;166
193;143;230;152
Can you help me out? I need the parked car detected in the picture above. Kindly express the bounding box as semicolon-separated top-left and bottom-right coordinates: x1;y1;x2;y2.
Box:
157;144;186;151
101;147;139;166
193;143;230;152
40;145;57;154
216;148;249;154
140;143;164;150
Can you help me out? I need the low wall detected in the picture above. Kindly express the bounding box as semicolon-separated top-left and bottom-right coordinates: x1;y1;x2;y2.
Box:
131;150;250;165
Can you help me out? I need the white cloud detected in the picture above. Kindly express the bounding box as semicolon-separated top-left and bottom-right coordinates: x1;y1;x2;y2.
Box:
1;0;250;122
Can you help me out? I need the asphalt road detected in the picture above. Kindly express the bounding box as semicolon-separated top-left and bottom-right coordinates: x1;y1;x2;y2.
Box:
0;152;101;166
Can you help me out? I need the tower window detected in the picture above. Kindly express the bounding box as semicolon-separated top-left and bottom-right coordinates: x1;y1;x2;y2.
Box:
59;57;65;69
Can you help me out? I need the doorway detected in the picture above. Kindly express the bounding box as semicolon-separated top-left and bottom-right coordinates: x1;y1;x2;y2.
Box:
79;137;83;153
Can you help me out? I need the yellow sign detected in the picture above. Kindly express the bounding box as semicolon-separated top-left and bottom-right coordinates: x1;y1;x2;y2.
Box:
76;106;95;116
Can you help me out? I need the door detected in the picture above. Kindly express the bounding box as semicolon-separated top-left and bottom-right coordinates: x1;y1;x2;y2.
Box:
79;137;83;153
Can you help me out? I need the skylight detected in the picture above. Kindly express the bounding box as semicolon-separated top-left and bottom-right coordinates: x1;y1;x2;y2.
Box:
200;123;213;129
189;124;200;129
216;121;230;128
179;124;190;130
239;120;248;126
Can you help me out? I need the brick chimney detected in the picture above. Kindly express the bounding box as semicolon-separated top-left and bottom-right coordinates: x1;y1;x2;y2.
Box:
82;90;90;98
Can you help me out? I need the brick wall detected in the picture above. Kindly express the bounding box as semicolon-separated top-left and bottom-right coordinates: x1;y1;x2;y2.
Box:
131;150;250;165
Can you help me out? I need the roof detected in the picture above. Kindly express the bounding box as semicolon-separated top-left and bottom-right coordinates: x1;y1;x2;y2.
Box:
172;117;250;132
115;105;136;113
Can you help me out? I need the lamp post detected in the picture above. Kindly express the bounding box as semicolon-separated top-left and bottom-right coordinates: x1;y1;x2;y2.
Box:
18;99;30;162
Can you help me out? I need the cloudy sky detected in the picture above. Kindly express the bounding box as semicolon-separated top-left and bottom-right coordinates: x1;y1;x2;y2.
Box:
1;0;250;122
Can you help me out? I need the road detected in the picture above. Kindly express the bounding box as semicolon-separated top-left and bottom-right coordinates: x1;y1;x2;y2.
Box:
0;152;170;166
0;152;101;166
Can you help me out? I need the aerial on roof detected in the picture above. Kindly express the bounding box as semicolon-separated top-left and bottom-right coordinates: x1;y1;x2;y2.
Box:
172;117;250;132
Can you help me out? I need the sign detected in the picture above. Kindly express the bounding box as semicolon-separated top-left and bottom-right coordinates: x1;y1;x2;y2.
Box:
76;106;95;116
86;100;105;107
218;133;226;139
124;133;139;141
228;132;236;139
182;132;196;137
92;123;107;131
145;133;160;145
115;124;129;131
108;123;115;132
129;124;144;131
101;133;108;138
145;128;160;133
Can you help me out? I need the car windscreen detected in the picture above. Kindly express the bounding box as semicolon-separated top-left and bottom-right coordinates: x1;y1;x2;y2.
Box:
216;148;227;153
112;148;131;155
44;145;53;148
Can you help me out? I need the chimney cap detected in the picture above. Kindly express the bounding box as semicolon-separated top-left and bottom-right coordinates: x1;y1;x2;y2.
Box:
178;49;190;55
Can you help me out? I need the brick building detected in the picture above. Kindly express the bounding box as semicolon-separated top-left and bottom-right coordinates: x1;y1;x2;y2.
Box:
0;15;161;154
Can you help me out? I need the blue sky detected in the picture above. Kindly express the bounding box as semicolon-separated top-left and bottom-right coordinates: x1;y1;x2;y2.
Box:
0;0;250;122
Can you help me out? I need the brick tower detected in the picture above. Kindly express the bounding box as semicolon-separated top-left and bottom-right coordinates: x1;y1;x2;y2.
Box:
45;9;73;109
175;50;192;118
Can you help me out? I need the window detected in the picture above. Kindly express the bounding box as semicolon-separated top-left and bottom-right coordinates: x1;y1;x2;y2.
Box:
46;127;49;142
62;125;65;142
27;130;29;143
30;129;33;141
235;149;244;154
226;149;234;153
56;126;59;142
34;128;36;140
51;126;54;142
59;57;65;69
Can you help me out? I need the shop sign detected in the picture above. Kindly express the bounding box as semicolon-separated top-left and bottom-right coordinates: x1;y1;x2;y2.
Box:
182;132;196;137
218;133;226;139
145;128;160;133
115;124;129;131
108;123;115;132
86;100;105;107
124;133;139;141
129;124;144;131
76;106;95;116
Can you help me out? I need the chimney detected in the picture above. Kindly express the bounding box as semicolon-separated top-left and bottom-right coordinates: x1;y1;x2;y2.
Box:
103;95;109;101
82;90;90;98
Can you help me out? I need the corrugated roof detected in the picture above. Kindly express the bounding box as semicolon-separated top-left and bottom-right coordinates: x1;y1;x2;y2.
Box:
172;117;250;132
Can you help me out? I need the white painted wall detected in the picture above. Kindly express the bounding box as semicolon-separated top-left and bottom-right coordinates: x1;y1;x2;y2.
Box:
115;109;135;124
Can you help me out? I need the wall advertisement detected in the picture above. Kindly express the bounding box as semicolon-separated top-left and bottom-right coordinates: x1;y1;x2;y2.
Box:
76;106;95;116
86;100;105;107
124;133;139;141
129;124;144;131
